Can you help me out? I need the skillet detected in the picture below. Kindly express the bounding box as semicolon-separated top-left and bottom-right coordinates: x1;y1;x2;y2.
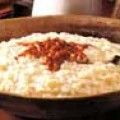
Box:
0;15;120;119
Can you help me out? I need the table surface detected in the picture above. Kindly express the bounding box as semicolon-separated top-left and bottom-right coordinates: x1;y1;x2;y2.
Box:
0;107;120;120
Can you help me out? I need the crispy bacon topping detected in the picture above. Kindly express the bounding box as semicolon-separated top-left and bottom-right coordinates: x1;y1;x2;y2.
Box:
17;38;90;71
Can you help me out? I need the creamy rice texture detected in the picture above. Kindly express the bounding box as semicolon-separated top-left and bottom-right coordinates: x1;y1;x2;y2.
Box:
0;32;120;98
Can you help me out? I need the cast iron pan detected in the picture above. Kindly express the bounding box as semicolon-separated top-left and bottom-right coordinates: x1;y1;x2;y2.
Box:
0;15;120;119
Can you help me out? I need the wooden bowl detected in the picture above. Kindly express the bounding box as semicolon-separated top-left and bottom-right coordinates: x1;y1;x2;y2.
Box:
0;15;120;119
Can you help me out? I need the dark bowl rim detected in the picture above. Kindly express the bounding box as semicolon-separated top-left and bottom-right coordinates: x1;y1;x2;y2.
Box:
0;90;120;101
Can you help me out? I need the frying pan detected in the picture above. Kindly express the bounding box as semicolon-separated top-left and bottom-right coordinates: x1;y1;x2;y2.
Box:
0;15;120;119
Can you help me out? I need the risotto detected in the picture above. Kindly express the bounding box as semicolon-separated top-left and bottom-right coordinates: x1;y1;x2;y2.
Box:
0;32;119;98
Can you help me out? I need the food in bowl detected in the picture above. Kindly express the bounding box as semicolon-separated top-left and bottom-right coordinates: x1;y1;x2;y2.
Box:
0;32;119;98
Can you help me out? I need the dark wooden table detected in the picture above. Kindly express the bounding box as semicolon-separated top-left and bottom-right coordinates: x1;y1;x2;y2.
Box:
0;107;120;120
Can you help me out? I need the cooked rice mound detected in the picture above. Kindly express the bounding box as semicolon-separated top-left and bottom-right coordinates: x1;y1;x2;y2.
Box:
0;32;119;98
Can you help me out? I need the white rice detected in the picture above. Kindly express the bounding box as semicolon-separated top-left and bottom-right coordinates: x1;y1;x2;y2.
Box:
0;32;119;98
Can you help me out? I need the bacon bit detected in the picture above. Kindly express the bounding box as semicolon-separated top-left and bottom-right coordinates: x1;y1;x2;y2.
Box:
16;38;90;71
